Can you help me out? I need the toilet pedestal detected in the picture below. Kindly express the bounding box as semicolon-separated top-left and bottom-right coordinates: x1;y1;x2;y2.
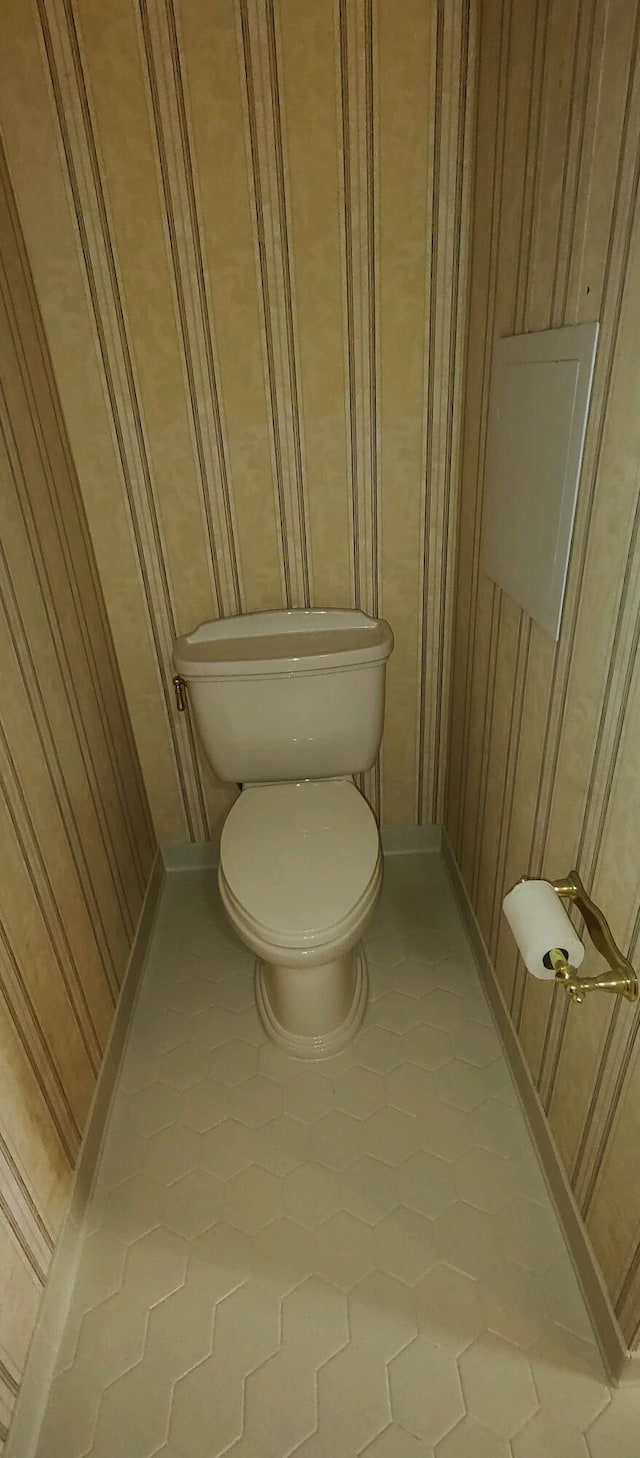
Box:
254;946;369;1060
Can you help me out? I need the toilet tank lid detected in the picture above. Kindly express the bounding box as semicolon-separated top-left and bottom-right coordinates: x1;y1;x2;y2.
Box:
173;609;394;678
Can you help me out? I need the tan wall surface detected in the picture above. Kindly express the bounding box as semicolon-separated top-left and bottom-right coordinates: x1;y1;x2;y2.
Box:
447;0;640;1348
0;149;155;1442
0;0;474;844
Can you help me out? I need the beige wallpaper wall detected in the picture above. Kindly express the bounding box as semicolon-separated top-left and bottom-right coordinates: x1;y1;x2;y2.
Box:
447;0;640;1348
0;0;474;845
0;150;155;1442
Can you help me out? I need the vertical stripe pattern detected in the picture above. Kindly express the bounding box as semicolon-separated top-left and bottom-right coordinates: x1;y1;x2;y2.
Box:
0;144;154;1443
0;0;474;848
446;0;640;1351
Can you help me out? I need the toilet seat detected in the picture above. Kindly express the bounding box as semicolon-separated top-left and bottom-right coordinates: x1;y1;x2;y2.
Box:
219;779;380;953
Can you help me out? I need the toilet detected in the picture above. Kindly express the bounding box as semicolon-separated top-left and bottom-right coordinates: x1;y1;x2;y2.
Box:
172;609;393;1059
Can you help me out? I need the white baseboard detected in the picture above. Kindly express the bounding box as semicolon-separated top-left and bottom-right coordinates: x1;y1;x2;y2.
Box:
162;823;442;872
382;824;442;855
162;840;220;871
441;829;639;1386
6;851;165;1458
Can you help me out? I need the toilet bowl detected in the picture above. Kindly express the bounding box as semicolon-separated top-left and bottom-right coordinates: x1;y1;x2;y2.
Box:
172;608;393;1057
218;779;382;1058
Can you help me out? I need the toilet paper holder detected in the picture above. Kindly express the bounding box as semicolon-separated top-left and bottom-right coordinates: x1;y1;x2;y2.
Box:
520;871;638;1004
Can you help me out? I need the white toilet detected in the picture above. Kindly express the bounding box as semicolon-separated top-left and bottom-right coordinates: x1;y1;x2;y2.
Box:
172;609;393;1059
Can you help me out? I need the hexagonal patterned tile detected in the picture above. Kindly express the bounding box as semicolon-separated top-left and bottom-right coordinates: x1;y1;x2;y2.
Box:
436;1414;512;1457
281;1276;349;1363
36;1357;104;1457
397;1149;456;1218
94;1124;148;1195
431;1200;502;1279
213;973;254;1012
493;1195;566;1273
584;1387;638;1458
164;974;221;1015
469;1099;530;1157
388;1336;465;1444
389;954;441;998
420;989;470;1031
163;1168;225;1238
373;991;426;1033
169;1349;243;1456
187;1220;251;1303
179;1077;230;1133
479;1259;553;1350
159;1042;212;1090
281;1071;335;1123
282;1162;342;1228
310;1110;366;1169
413;1263;488;1353
54;1227;128;1375
316;1342;391;1450
244;1348;318;1453
231;1075;283;1128
256;1113;311;1174
144;1276;217;1377
333;1066;387;1119
100;1173;165;1243
385;1061;437;1114
224;1165;284;1233
188;1006;240;1051
458;1330;539;1438
200;1119;256;1179
139;1008;191;1052
143;1123;201;1185
342;1154;405;1224
540;1258;596;1344
313;1211;378;1289
348;1270;416;1359
450;1018;502;1066
366;929;408;968
431;957;479;998
435;1058;491;1111
33;859;640;1458
72;1289;149;1392
454;1145;520;1212
373;1207;438;1284
512;1409;593;1457
209;1039;258;1086
400;1023;453;1070
360;1424;429;1456
528;1330;610;1429
121;1226;189;1309
127;1083;183;1137
90;1354;173;1457
418;1100;474;1162
356;1025;406;1073
362;1106;422;1166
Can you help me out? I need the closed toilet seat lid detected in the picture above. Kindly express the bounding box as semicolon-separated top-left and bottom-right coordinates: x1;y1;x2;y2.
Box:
220;780;380;947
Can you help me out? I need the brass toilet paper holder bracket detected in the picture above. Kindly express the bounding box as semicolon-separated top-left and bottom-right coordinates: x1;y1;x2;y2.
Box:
524;871;638;1003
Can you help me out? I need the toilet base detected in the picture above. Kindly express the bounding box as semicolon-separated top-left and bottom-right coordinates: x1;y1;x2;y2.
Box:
255;945;369;1060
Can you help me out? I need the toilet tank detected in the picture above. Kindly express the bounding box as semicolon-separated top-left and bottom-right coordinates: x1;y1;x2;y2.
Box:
173;609;394;785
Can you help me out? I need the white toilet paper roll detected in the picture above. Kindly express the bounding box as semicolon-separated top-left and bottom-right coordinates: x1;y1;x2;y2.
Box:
503;879;585;980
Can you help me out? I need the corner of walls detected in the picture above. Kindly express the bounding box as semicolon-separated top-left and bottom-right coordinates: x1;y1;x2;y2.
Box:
160;823;443;875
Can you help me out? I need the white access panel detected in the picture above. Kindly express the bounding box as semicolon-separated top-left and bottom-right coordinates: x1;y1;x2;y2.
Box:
481;322;599;640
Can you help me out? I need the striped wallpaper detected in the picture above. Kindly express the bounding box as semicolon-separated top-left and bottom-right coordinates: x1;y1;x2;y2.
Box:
4;0;639;1425
447;0;640;1349
0;0;474;846
0;149;155;1442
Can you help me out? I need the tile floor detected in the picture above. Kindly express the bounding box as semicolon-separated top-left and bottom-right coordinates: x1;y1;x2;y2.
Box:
35;855;640;1457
